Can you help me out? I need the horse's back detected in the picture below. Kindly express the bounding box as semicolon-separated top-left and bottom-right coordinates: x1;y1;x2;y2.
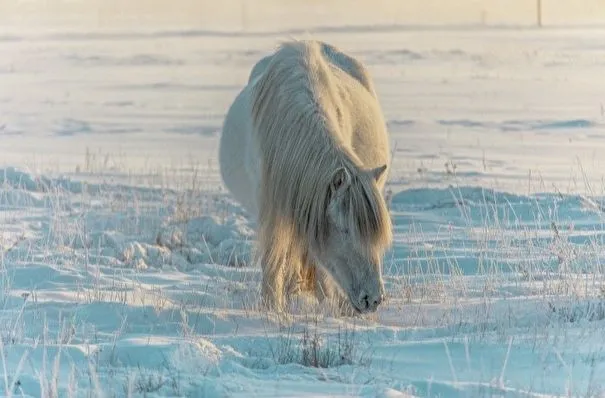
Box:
318;42;377;98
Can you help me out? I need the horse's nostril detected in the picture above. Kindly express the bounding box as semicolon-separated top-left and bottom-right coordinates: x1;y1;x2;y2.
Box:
368;294;384;310
360;294;370;309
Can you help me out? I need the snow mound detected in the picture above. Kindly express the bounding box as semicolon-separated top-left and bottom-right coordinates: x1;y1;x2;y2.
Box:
156;215;255;268
0;167;84;194
53;212;256;271
391;186;529;211
1;168;257;271
98;336;222;372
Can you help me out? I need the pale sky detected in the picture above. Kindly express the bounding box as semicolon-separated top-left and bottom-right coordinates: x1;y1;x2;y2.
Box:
0;0;604;33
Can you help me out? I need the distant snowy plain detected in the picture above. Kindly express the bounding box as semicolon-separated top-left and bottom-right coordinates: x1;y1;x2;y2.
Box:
2;21;605;397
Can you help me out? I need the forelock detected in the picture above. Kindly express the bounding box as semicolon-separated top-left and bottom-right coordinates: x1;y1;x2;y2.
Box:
348;174;391;246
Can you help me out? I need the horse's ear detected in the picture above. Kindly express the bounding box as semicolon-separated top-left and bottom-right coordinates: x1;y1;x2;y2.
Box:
331;167;351;193
369;164;387;182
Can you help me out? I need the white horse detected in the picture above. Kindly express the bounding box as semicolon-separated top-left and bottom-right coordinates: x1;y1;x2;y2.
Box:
219;40;392;315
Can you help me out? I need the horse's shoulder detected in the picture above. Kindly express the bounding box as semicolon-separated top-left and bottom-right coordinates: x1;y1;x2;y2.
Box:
318;42;376;97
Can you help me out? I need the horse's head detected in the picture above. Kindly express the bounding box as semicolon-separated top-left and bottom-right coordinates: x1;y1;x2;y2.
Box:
313;163;392;314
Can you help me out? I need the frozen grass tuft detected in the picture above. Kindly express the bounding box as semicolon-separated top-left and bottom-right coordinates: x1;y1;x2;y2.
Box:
270;320;372;369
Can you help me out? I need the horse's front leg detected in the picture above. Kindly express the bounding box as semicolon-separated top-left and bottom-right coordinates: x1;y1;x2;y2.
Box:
259;250;285;312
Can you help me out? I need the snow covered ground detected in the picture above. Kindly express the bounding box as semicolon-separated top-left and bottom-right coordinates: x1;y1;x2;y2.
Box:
2;19;605;398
